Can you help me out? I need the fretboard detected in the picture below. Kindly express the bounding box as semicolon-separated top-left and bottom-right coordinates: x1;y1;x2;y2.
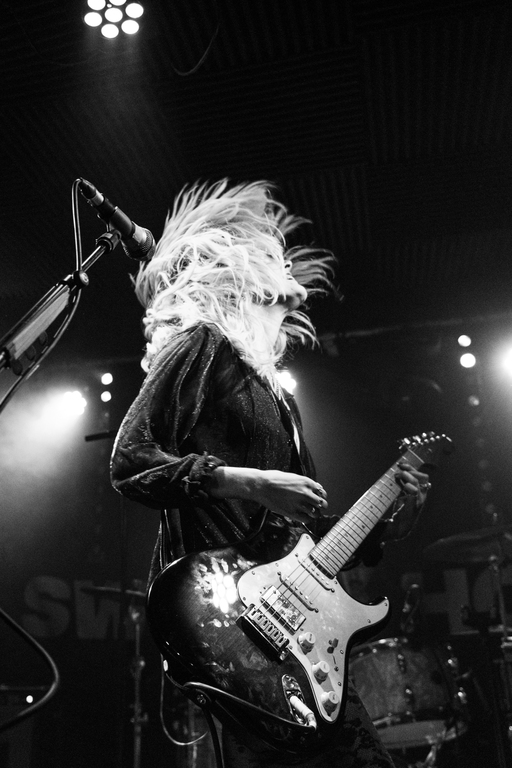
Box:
309;446;424;577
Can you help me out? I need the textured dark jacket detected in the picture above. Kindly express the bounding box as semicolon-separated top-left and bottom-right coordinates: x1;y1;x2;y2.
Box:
110;323;316;580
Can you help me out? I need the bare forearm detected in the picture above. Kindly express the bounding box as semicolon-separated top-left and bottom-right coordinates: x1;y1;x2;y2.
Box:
210;466;264;501
210;466;329;524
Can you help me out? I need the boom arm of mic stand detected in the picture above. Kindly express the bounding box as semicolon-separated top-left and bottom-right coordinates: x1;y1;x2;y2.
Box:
0;229;122;732
0;231;121;380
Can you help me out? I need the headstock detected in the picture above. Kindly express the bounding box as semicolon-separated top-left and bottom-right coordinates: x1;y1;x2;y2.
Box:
399;432;454;468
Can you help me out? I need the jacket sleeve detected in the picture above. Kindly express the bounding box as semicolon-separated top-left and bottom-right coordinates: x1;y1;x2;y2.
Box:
110;325;227;510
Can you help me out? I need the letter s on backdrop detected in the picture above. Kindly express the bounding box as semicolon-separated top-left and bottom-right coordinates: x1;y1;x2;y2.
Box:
22;576;71;638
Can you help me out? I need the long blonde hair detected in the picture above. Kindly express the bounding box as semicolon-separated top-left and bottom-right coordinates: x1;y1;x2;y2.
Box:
134;179;334;376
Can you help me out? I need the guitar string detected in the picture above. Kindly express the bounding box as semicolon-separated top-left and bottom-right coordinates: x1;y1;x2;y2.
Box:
309;469;400;575
273;468;402;612
262;446;429;644
267;452;425;628
250;442;438;697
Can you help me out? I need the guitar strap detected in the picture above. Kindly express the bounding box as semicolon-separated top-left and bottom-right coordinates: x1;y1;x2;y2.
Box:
159;506;175;570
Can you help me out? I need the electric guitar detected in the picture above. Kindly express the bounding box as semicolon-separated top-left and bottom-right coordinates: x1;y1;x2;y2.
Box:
146;433;452;755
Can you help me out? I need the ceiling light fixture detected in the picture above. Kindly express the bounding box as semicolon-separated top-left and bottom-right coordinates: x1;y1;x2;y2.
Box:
83;0;144;36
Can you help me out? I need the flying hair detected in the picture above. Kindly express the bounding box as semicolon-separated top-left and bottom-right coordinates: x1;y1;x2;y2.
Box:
133;179;335;377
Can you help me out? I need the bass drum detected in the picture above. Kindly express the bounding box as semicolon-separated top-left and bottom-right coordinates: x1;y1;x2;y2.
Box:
350;637;467;750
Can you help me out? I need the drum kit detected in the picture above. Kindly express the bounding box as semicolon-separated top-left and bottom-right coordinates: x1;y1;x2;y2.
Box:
349;523;512;768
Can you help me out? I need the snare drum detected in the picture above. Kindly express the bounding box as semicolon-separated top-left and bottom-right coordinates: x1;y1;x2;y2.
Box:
350;637;467;749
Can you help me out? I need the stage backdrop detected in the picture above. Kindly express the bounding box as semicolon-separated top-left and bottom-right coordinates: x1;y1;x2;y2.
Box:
1;329;512;767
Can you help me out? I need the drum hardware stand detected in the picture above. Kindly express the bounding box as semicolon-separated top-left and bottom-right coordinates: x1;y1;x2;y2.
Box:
129;601;148;768
424;524;512;766
488;554;512;765
421;730;445;768
462;553;512;768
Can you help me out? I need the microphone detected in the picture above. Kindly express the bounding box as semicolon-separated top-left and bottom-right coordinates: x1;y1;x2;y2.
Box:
78;178;155;262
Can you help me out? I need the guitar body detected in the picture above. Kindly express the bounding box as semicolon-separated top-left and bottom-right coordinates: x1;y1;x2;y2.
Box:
147;435;451;754
146;533;389;753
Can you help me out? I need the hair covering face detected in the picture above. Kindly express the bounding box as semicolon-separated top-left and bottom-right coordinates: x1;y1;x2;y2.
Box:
133;180;334;374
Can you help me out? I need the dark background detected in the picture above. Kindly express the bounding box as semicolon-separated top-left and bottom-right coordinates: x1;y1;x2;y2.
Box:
2;1;512;765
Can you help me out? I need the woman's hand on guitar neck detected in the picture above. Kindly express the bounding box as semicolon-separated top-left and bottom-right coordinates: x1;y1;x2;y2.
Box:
396;461;431;507
209;466;331;524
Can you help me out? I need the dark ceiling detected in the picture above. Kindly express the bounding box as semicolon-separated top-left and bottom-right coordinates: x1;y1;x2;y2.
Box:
2;0;512;366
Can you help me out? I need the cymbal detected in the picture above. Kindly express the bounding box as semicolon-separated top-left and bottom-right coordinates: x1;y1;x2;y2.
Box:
81;586;146;600
423;524;512;565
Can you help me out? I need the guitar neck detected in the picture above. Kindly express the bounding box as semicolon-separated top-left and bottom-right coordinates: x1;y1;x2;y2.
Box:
310;446;424;577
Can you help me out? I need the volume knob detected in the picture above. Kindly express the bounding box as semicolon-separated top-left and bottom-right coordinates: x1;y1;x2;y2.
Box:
321;690;340;715
298;632;316;653
312;660;330;682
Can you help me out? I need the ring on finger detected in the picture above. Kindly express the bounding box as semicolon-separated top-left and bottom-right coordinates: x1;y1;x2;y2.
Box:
419;482;432;492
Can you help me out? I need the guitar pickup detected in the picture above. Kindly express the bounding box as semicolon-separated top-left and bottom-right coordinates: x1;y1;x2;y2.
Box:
261;585;306;631
238;605;290;661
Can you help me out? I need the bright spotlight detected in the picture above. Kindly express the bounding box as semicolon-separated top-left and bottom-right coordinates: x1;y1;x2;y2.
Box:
276;370;297;393
104;7;123;22
101;391;112;403
101;373;113;385
458;335;472;347
500;349;512;377
126;2;144;18
84;11;103;26
101;23;120;38
460;353;476;369
84;0;143;33
57;391;87;417
40;391;87;428
122;19;139;33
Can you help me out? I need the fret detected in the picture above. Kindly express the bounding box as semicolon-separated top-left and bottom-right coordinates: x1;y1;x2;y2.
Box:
308;434;451;577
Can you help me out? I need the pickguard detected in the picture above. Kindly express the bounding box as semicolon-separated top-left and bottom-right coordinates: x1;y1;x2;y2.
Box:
237;533;389;723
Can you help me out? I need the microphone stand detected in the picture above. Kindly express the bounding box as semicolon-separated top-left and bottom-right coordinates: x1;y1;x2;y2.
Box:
0;229;122;736
129;600;148;768
84;429;149;768
0;230;121;387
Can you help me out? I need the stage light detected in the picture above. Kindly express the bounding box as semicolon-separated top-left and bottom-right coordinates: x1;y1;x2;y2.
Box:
101;23;119;38
83;0;144;35
84;11;102;26
458;335;472;347
126;3;144;18
104;7;123;22
276;370;297;393
501;349;512;377
100;373;113;385
122;19;139;34
42;391;88;423
460;353;476;369
101;391;112;403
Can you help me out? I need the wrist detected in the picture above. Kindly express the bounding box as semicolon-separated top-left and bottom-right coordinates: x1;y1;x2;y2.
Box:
210;466;263;500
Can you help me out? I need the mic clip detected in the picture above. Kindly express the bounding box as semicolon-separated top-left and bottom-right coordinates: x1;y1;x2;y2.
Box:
95;230;122;253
